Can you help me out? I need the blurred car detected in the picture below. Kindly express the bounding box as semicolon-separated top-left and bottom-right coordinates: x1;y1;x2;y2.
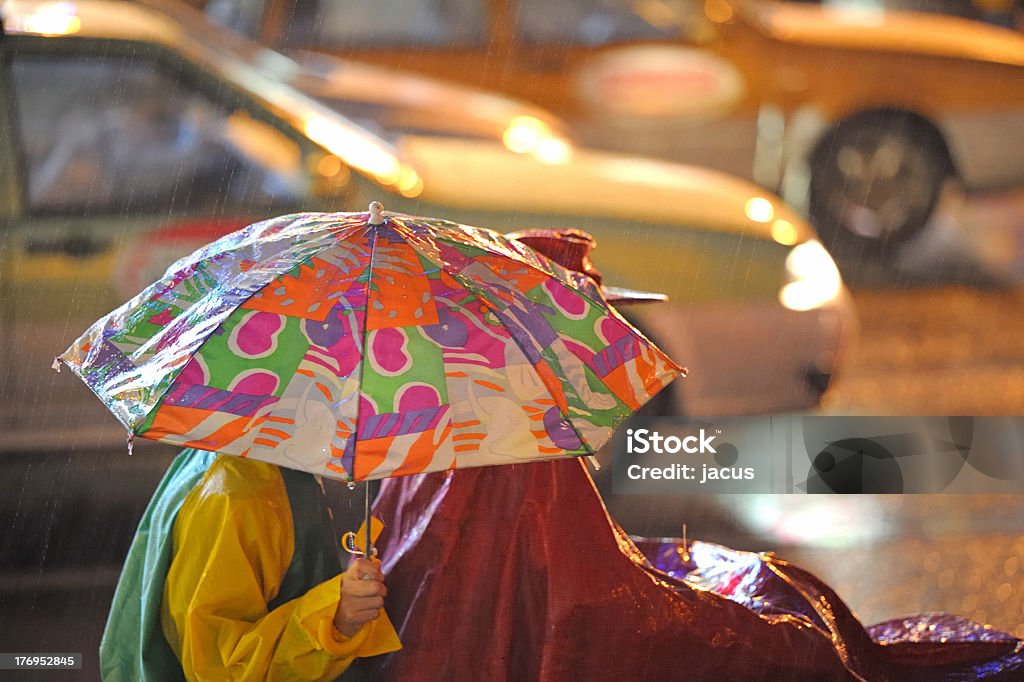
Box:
146;9;575;155
203;0;1024;254
288;52;574;157
0;0;852;461
812;0;1023;30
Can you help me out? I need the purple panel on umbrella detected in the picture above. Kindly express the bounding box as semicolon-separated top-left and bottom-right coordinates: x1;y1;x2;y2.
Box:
84;341;137;386
359;405;447;440
489;299;559;366
420;277;475;349
489;308;543;365
591;334;641;377
421;304;470;349
372;223;407;245
507;298;557;342
544;406;583;450
166;384;276;417
338;435;356;479
304;306;363;350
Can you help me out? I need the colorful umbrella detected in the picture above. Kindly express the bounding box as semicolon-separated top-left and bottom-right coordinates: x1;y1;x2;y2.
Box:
56;203;682;551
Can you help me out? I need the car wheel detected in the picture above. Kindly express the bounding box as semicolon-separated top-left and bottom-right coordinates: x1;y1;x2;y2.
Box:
809;113;950;255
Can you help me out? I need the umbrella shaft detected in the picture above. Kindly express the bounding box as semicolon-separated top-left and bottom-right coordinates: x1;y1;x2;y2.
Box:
364;483;372;560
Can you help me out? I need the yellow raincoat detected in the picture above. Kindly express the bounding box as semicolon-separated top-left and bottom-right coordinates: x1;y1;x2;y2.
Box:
100;449;400;681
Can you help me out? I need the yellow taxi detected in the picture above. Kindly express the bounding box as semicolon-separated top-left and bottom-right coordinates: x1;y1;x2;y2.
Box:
205;0;1024;251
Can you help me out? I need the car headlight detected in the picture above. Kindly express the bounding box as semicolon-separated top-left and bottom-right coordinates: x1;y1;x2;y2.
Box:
502;116;573;164
779;240;843;312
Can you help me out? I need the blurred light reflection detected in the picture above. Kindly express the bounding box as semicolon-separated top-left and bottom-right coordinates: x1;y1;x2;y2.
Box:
535;137;572;165
397;166;424;197
303;113;401;183
780;240;843;311
7;1;80;35
734;495;892;548
745;196;775;223
771;219;799;245
502;115;571;164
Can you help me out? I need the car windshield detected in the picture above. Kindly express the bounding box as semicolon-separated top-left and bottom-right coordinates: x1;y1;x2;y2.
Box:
204;0;693;47
144;0;516;145
133;0;412;180
516;0;685;45
242;0;489;49
168;0;573;149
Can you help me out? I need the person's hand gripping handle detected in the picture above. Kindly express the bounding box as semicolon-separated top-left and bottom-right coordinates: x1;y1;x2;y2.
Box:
335;557;387;638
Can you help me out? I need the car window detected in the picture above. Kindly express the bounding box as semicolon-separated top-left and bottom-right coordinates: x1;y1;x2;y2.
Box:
12;53;307;215
276;0;486;48
517;0;681;46
205;0;268;39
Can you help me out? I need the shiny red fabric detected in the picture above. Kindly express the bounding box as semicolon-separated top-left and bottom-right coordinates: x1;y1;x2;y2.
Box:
507;229;605;285
333;225;1024;680
356;460;845;680
353;458;1023;681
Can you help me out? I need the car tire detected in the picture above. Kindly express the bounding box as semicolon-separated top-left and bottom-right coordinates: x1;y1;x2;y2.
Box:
809;112;951;256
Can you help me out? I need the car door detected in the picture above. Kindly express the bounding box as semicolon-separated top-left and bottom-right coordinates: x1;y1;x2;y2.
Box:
0;34;311;450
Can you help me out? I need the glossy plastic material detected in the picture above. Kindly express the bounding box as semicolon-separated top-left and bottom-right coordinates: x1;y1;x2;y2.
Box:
59;210;681;481
355;458;1023;681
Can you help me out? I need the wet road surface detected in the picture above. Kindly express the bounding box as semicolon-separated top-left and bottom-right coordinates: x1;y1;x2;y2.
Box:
777;184;1024;639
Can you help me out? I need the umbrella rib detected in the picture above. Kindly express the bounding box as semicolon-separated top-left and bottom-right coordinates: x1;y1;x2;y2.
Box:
348;222;380;481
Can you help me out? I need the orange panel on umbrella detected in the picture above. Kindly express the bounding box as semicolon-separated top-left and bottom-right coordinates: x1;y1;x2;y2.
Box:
242;257;357;321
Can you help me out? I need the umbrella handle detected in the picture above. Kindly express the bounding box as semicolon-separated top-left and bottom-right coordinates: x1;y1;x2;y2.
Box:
364;482;372;563
340;483;378;563
340;531;377;558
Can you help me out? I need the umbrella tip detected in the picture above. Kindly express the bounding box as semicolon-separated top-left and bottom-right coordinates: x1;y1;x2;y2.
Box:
368;201;384;225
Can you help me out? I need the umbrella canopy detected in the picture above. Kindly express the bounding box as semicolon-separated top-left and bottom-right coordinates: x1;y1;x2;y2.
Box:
57;205;682;482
